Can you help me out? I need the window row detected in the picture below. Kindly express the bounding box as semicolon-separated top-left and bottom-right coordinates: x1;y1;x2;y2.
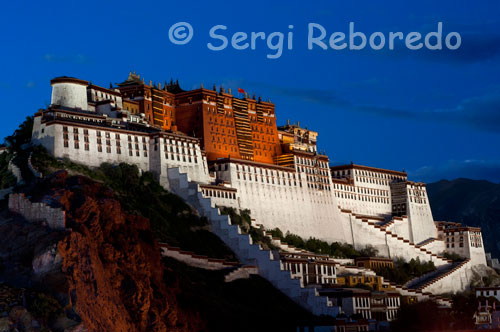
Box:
335;192;389;203
333;184;389;197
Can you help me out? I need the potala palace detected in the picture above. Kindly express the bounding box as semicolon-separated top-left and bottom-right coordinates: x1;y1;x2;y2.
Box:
24;73;492;322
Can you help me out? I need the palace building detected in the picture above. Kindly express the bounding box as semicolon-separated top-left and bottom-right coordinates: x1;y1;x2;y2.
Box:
31;74;489;296
115;72;282;164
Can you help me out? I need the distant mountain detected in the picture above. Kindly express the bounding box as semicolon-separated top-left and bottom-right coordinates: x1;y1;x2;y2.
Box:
426;178;500;259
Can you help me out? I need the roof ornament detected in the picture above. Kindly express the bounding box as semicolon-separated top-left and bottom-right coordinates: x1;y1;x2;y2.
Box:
200;82;204;88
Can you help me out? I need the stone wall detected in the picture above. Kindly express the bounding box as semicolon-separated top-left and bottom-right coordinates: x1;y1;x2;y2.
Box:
8;193;66;230
8;159;23;184
212;161;350;243
407;198;438;244
159;243;238;271
27;152;43;178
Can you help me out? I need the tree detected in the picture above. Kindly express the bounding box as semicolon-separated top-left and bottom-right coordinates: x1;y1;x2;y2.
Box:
359;245;379;257
4;116;33;151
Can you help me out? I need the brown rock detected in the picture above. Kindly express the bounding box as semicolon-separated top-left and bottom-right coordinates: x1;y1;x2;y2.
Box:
47;174;204;332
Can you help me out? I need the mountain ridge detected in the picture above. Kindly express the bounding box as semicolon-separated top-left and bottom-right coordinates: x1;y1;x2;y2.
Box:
427;178;500;260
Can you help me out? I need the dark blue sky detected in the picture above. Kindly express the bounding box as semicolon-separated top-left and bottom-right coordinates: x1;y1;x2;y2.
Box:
1;0;499;183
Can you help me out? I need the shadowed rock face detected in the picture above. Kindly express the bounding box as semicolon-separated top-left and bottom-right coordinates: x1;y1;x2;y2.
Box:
1;171;204;332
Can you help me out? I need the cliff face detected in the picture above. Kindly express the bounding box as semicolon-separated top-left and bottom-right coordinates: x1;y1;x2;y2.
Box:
27;171;203;332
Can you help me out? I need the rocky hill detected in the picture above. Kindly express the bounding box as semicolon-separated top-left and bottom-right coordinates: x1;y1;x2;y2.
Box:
427;178;500;260
1;170;202;331
0;145;313;331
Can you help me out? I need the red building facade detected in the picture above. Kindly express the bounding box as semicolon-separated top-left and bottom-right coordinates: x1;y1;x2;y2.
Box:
117;73;282;164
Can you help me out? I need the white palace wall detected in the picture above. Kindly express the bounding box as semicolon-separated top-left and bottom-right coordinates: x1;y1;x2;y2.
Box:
32;114;210;189
406;188;437;244
332;181;392;217
443;229;487;266
51;82;88;110
212;161;351;243
390;218;411;241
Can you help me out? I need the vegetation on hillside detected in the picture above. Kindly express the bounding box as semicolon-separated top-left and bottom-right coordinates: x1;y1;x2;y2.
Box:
218;207;276;250
268;227;378;258
373;257;436;285
4;116;34;151
442;251;466;262
2;116;36;184
30;146;236;260
0;152;16;189
214;209;380;257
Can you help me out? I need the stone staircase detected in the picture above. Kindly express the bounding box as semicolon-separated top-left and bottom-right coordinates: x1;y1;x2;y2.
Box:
159;243;239;270
27;152;43;179
404;261;462;290
166;167;338;316
257;227;453;307
404;259;472;294
8;156;23;185
264;232;316;255
224;265;259;282
377;215;406;232
384;281;452;307
416;238;438;248
345;211;451;267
